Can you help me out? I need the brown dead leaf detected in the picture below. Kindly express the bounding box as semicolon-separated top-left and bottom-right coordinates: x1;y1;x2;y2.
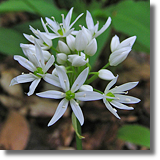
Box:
0;110;30;150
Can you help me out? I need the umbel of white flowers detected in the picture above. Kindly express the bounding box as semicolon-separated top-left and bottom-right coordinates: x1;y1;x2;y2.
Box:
10;7;140;126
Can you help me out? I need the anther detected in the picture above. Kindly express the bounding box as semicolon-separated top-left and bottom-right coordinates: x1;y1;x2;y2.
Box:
83;94;86;97
62;106;65;108
76;102;79;106
64;79;66;83
125;91;128;94
76;84;79;86
116;97;120;100
61;93;64;96
51;16;55;20
22;72;24;75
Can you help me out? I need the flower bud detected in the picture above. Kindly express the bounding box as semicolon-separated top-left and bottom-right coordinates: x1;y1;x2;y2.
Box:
109;35;136;66
98;69;115;80
58;40;70;54
84;38;97;56
75;30;88;51
79;85;93;92
56;53;67;64
68;52;88;67
66;34;76;51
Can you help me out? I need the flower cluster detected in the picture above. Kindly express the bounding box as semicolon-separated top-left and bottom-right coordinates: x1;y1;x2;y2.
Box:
10;8;140;127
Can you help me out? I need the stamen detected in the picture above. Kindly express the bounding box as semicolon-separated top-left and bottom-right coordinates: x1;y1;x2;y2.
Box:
51;16;55;20
76;102;79;106
64;79;66;83
62;105;65;108
125;91;128;94
61;93;64;96
116;97;120;100
22;72;24;75
83;94;86;97
76;84;79;86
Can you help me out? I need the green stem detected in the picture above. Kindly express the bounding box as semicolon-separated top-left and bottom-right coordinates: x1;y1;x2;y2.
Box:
86;62;110;84
75;118;82;150
51;46;59;53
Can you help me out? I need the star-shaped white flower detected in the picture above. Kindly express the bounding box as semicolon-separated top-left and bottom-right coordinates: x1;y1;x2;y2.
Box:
86;10;111;38
10;40;55;96
36;65;103;126
45;7;83;39
103;75;140;119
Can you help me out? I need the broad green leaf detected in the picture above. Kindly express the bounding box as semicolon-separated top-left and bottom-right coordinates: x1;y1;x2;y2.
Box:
93;0;150;53
117;125;150;148
0;0;61;18
0;28;27;56
0;0;34;14
71;112;85;139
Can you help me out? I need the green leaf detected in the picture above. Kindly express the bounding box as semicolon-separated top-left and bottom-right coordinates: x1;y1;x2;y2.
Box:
117;125;150;148
106;0;150;53
0;0;34;14
0;0;62;18
0;28;27;56
71;112;85;139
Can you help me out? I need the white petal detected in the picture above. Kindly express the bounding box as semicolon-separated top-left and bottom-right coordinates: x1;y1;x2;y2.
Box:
69;13;84;29
117;36;136;50
98;69;115;80
114;94;141;104
36;90;65;99
42;50;51;62
43;73;61;88
94;17;111;38
75;91;103;101
48;98;69;126
35;40;45;67
14;55;36;72
71;67;89;92
55;65;70;92
110;100;134;110
10;74;36;86
23;33;35;44
44;55;55;72
110;35;120;52
27;78;41;96
86;10;94;30
64;7;73;29
41;17;49;33
111;82;139;93
104;75;118;94
103;98;120;119
70;99;84;126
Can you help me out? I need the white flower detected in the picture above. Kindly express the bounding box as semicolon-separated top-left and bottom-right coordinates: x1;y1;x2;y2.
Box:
23;25;52;50
98;69;115;80
79;85;93;92
109;35;136;66
86;10;111;38
10;40;55;96
20;43;51;62
68;52;89;67
45;7;83;39
103;76;141;119
36;66;103;126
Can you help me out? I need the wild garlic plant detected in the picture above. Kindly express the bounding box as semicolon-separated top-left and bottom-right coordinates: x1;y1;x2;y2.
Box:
10;7;140;149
